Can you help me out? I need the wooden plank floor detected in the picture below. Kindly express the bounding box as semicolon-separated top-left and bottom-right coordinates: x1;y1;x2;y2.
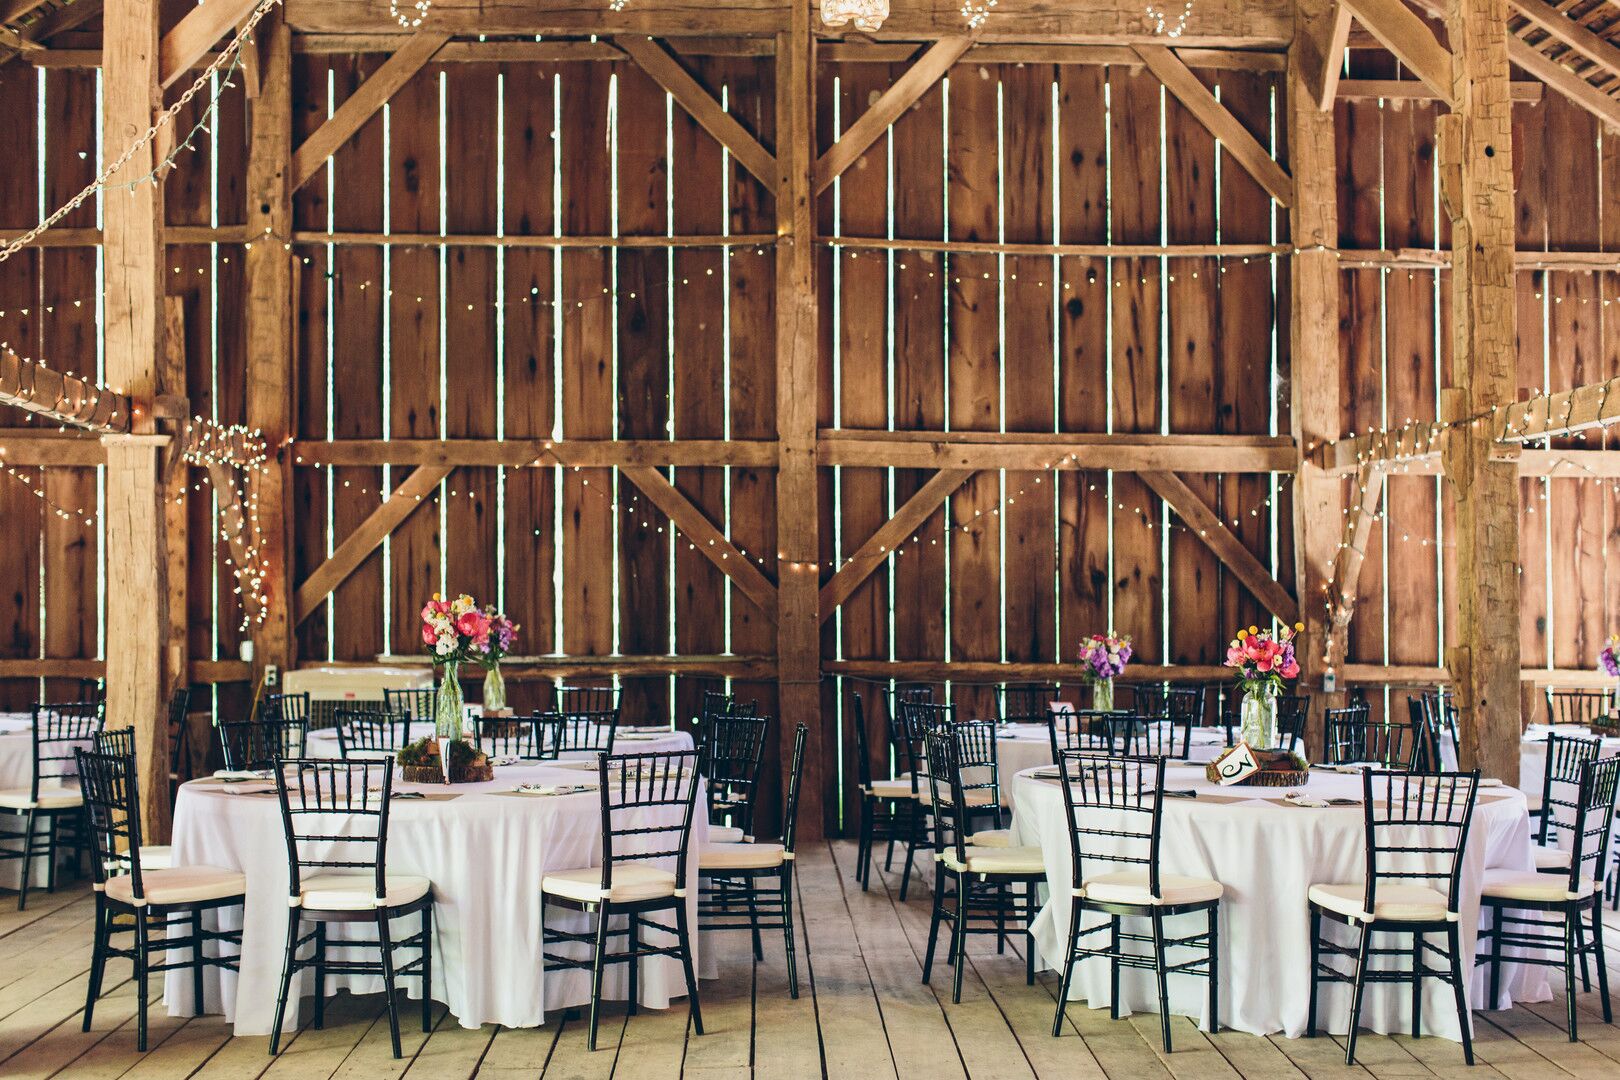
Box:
4;841;1620;1079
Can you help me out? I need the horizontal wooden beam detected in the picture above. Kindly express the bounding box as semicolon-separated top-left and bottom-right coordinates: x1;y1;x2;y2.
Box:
825;236;1288;259
1339;664;1620;690
818;468;974;623
1335;78;1541;101
820;432;1298;473
0;432;109;465
824;660;1233;684
0;350;133;433
157;0;260;90
291;231;775;249
293;438;778;468
1340;0;1454;103
1495;378;1620;443
1510;0;1620;88
0;657;251;682
361;653;776;679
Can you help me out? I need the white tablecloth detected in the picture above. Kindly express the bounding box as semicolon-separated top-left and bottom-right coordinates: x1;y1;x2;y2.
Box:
0;711;76;891
304;723;694;760
997;723;1230;785
166;760;710;1033
1012;765;1548;1041
1440;726;1620;800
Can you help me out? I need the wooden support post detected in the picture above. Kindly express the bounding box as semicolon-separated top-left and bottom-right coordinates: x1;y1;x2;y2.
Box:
159;301;189;725
245;8;293;676
775;6;822;836
1288;0;1347;755
103;0;172;841
1442;0;1521;783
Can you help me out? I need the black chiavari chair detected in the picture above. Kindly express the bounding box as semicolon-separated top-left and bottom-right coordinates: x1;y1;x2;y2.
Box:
1057;709;1139;757
891;699;955;900
1306;770;1480;1066
558;685;622;717
1546;688;1610;728
1050;751;1223;1051
998;683;1059;724
1132;710;1193;759
541;750;703;1051
700;689;759;720
1275;694;1311;753
261;691;311;728
167;686;194;792
219;713;306;771
698;723;809;997
1407;695;1446;774
1530;733;1600;875
851;690;918;892
1477;755;1619;1041
921;726;1045;1003
474;712;562;760
95;726;136;759
0;701;100;908
334;707;411;758
700;713;770;844
76;677;105;705
1324;704;1419;768
269;759;433;1058
551;708;619;754
76;749;244;1051
383;686;437;722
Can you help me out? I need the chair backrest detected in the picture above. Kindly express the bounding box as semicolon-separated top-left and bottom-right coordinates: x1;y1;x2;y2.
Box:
850;689;878;789
700;689;759;720
593;750;701;897
1127;683;1168;719
558;685;621;717
275;759;395;904
475;713;562;760
261;691;310;726
552;708;619;753
702;713;770;834
1275;693;1311;752
1132;712;1191;759
1325;704;1416;767
998;683;1058;723
780;723;810;854
167;686;192;780
1359;770;1478;918
220;714;307;771
32;701;102;800
884;684;937;740
1053;709;1137;757
1560;756;1620;897
94;726;136;759
924;727;973;868
950;719;1004;830
334;707;410;758
76;749;148;897
1055;751;1166;898
1406;695;1445;774
1546;688;1609;728
1538;732;1602;848
383;686;437;722
895;699;953;787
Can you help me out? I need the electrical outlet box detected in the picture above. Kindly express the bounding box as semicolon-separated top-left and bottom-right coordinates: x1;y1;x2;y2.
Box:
1322;669;1338;694
265;664;279;688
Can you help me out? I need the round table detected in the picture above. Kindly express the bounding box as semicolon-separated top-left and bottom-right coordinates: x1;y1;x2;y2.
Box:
165;760;710;1033
996;723;1230;785
304;723;695;760
1011;764;1548;1041
0;712;35;790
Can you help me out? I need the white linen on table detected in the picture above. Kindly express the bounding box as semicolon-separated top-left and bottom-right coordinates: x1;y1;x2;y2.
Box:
997;723;1229;787
1011;765;1549;1041
0;711;80;890
165;761;709;1033
304;723;694;760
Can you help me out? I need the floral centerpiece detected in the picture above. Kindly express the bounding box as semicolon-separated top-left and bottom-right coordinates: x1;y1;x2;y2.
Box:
1598;636;1620;732
1078;633;1132;712
477;608;520;715
420;593;493;741
1224;622;1302;749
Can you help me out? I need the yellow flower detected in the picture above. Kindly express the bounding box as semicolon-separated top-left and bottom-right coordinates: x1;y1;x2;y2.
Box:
1248;626;1259;636
1294;621;1305;632
1236;629;1248;640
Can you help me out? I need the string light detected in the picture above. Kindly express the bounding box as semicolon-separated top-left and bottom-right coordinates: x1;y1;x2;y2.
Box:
961;0;997;30
391;0;432;27
1145;1;1195;38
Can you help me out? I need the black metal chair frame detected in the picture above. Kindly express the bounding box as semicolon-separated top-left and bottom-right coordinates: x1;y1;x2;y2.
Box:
77;748;243;1052
891;699;963;902
0;701;101;909
261;691;311;727
558;685;623;717
541;750;704;1051
549;708;621;754
1050;709;1139;759
922;725;1042;1004
95;726;137;759
168;686;194;792
334;707;412;758
474;712;563;760
1306;769;1479;1066
698;724;808;998
1050;751;1219;1051
269;759;433;1058
700;713;770;840
382;686;438;722
1323;704;1419;768
219;714;308;771
1535;733;1599;857
1476;755;1619;1042
998;683;1060;725
851;690;916;893
1545;688;1610;728
700;689;760;720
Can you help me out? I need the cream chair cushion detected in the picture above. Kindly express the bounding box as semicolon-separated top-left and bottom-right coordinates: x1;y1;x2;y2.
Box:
104;865;245;908
140;846;173;871
920;786;996;808
1308;882;1453;923
1482;869;1595;903
940;845;1045;875
708;824;746;844
865;778;916;800
0;784;82;810
1531;844;1571;871
1081;870;1223;907
699;842;787;871
968;828;1014;848
297;872;431;911
543;864;678;904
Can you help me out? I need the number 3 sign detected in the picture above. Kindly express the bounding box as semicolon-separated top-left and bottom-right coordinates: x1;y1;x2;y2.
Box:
1210;741;1260;785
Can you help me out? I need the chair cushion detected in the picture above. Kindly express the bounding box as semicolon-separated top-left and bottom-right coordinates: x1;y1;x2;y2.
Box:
1308;882;1453;923
1524;793;1543;816
0;784;82;810
865;778;917;800
940;845;1045;875
708;824;746;844
104;865;245;908
543;864;678;904
1482;869;1596;903
1082;870;1223;907
699;842;787;871
140;846;172;871
1531;844;1572;872
296;872;431;911
968;828;1014;848
920;786;996;808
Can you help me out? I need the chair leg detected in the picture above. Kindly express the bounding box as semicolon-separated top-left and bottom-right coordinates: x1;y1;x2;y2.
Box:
313;921;327;1029
856;801;873;890
1445;923;1474;1066
1052;897;1082;1037
1207;904;1220;1035
1344;924;1371;1067
1411;932;1423;1039
421;904;434;1033
922;862;945;985
899;813;922;903
269;912;300;1055
744;879;764;962
377;912;402;1058
17;808;38;910
950;873;969;1005
45;811;61;894
1109;915;1121;1021
82;901;108;1032
1576;913;1593;994
781;867;800;1000
1488;903;1503;1011
1306;907;1320;1038
996;881;1008;955
135;908;151;1053
675;899;704;1036
1593;901;1613;1025
1150;910;1172;1054
1025;881;1037;986
1565;909;1580;1043
192;908;206;1018
627;912;641;1017
587;907;609;1051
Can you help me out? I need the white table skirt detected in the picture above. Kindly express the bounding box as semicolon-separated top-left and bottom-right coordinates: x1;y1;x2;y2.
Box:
997;723;1230;787
304;723;694;760
1438;726;1620;800
1011;765;1549;1041
166;761;710;1033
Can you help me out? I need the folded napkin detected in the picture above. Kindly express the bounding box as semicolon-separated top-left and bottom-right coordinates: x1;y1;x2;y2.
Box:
1163;789;1198;799
1282;791;1361;807
513;782;598;796
1309;763;1368;774
212;769;273;782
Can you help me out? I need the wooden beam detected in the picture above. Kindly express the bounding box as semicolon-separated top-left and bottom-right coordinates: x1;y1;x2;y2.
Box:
818;431;1297;473
1341;0;1454;103
825;235;1287;259
825;660;1232;684
1136;45;1294;205
615;35;777;189
0;349;133;432
289;230;774;249
1336;77;1541;100
619;465;778;620
206;462;263;622
1510;0;1620;86
159;300;189;729
293;437;777;468
1304;2;1352;109
813;35;972;196
1442;0;1521;783
293;465;451;625
157;0;259;89
1140;470;1299;625
0;433;107;465
1508;36;1620;130
817;469;974;623
288;30;448;191
342;653;778;680
1325;463;1386;654
0;656;250;682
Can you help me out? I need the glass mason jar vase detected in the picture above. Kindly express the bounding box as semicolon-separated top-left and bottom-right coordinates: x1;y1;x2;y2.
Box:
482;663;508;714
1238;686;1278;749
435;662;465;741
1093;678;1115;713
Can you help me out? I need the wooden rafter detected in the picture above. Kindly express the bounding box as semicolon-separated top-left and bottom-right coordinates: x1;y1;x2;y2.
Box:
1304;2;1353;110
0;349;133;432
813;35;973;196
1509;0;1620;87
620;465;779;620
817;468;974;624
615;35;777;189
157;0;261;89
0;0;96;65
1326;464;1386;647
1136;45;1294;205
293;464;450;624
1340;0;1454;103
1139;470;1299;625
289;30;449;191
1335;78;1541;101
1506;36;1620;129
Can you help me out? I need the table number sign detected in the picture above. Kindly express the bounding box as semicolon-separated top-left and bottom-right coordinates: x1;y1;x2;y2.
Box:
1210;741;1260;785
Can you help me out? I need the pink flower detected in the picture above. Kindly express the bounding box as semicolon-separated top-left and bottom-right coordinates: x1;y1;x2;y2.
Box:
421;623;436;646
1281;660;1300;679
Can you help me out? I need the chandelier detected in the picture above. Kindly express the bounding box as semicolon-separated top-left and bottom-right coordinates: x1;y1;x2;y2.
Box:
821;0;889;33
